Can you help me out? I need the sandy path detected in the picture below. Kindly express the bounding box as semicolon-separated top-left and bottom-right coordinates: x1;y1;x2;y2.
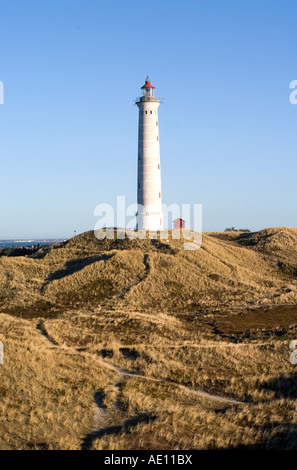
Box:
35;320;247;449
35;321;248;406
101;361;246;405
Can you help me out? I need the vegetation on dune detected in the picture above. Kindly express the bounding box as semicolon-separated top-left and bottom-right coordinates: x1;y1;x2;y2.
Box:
1;227;297;314
0;227;297;449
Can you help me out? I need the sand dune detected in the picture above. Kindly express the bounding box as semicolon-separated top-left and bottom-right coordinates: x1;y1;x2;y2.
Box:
0;228;297;449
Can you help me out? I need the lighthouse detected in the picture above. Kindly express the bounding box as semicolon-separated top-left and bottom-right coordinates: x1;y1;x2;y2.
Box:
136;77;163;231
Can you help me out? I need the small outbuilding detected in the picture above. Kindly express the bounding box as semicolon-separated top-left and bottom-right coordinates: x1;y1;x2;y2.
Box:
173;218;186;229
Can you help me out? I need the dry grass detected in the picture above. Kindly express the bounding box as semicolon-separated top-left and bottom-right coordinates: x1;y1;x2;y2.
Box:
0;227;297;449
1;227;297;315
0;314;116;450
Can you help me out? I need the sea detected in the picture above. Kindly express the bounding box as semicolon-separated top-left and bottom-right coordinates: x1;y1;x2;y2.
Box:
0;240;66;248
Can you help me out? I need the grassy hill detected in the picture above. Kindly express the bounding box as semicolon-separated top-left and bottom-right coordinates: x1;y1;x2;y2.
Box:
1;227;297;318
0;227;297;449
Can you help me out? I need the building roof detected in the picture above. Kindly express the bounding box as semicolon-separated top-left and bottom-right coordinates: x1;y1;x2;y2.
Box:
141;76;155;89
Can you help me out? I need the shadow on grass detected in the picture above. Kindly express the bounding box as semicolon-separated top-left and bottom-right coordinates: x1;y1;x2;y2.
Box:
261;373;297;399
47;254;114;282
221;423;297;450
215;374;297;449
40;253;114;295
81;410;156;451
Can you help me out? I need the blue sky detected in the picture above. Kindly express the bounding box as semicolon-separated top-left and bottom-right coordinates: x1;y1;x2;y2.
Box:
0;0;296;238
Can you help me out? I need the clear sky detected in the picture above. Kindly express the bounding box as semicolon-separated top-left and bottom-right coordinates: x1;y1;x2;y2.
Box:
0;0;296;238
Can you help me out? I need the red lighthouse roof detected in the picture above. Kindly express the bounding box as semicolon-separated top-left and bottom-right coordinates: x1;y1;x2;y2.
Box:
141;76;155;89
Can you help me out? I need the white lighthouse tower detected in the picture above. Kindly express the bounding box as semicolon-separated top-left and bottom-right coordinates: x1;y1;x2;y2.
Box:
136;77;163;231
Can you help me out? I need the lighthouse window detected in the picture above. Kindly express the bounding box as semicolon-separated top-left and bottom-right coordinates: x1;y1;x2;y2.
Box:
157;136;159;141
158;164;160;169
145;111;148;114
156;122;158;126
150;111;152;114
